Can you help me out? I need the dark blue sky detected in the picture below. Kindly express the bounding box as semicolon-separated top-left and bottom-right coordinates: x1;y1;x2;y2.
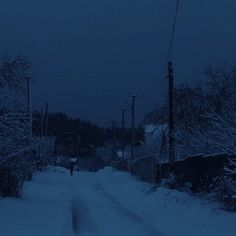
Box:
0;0;236;125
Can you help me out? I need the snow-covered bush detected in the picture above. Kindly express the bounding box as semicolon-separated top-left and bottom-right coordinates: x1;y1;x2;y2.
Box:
175;111;236;159
0;166;23;197
214;176;236;210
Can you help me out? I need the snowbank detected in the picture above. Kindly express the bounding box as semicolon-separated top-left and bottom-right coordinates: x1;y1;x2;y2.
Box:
0;167;75;236
76;167;236;236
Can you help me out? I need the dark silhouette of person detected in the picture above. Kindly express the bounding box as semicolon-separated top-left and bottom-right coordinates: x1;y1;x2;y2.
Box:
70;161;74;176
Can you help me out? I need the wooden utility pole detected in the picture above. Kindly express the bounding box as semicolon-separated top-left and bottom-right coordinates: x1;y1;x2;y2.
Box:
121;108;125;159
39;107;45;169
40;107;44;140
168;61;175;164
26;76;32;144
112;121;116;159
131;95;136;159
44;102;49;163
45;102;48;138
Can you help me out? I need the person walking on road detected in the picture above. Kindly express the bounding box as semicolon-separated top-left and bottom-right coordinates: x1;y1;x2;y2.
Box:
69;158;77;176
70;161;74;176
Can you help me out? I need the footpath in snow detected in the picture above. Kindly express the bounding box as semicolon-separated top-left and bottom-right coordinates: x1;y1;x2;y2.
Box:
0;167;236;236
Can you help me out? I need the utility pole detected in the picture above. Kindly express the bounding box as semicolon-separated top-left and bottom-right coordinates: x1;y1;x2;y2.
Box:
26;76;32;144
112;121;116;159
121;108;125;159
131;95;136;159
40;107;45;140
39;107;45;169
45;102;48;138
44;102;49;164
168;61;175;164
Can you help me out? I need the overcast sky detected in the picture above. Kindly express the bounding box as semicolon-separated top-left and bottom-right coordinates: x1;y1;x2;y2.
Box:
0;0;236;126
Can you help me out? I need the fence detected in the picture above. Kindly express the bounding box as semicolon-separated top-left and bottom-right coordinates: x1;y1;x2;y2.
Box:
114;153;236;193
130;156;157;184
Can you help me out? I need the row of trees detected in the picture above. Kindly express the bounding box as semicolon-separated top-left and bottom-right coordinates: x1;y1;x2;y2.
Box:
0;55;37;197
0;54;143;196
32;112;144;158
145;63;236;173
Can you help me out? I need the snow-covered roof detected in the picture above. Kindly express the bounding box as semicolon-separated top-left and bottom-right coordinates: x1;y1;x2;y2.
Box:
144;124;168;141
145;124;167;134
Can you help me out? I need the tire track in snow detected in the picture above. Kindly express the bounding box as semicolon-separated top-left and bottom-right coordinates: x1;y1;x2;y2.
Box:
71;200;79;234
94;182;164;236
71;197;95;235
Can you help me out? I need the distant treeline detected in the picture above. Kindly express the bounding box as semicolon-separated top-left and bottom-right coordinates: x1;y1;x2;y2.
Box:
32;112;144;157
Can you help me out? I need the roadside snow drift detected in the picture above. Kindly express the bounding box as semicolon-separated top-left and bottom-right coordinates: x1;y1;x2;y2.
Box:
0;167;74;236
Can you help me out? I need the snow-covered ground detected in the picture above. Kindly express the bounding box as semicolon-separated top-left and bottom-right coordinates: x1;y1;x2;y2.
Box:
0;167;236;236
0;167;74;236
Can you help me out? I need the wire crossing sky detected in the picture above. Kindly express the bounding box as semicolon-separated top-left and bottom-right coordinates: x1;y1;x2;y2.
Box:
167;0;180;61
0;0;236;125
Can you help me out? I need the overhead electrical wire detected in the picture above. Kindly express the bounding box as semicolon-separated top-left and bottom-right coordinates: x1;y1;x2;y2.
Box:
138;72;167;105
123;0;181;126
136;0;181;106
167;0;180;62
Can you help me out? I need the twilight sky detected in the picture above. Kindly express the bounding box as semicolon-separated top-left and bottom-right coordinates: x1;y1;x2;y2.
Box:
0;0;236;126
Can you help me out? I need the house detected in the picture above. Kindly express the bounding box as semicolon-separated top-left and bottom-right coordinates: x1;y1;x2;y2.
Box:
144;124;168;162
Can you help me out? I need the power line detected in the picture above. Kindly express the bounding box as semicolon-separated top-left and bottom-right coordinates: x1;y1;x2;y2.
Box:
136;0;181;116
167;0;181;164
167;0;181;61
137;67;168;99
137;72;169;122
131;95;136;159
140;0;181;162
138;76;167;106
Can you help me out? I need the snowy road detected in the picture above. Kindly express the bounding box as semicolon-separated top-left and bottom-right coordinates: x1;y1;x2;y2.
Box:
72;168;236;236
73;174;163;236
0;167;236;236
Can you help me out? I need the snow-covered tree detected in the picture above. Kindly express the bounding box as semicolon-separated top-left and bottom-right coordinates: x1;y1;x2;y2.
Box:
0;55;36;197
144;63;236;163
